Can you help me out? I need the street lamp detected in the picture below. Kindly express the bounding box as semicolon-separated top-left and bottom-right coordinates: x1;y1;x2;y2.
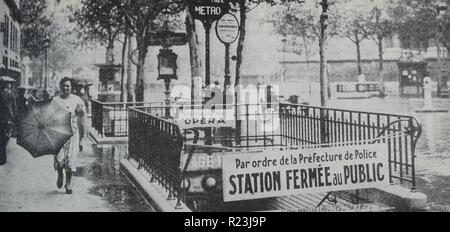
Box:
319;0;335;107
157;47;178;118
319;0;335;144
437;1;448;97
43;37;51;90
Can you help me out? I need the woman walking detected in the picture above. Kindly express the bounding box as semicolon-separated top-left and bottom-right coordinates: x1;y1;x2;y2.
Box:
52;77;88;194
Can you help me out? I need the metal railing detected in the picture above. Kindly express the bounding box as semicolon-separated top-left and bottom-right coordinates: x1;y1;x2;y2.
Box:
128;107;184;207
126;102;422;211
91;99;170;137
279;103;422;190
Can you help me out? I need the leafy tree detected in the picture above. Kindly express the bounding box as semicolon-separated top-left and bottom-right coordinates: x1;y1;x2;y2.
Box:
121;0;185;102
436;0;450;52
337;0;372;75
20;0;54;58
270;1;339;70
390;0;437;52
365;0;395;81
70;0;126;64
21;0;74;90
231;0;302;86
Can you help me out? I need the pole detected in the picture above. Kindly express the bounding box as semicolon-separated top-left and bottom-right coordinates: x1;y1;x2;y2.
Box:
205;22;211;87
437;21;442;97
319;0;329;107
283;39;286;82
44;47;48;90
224;43;231;88
319;0;329;144
204;21;212;145
164;78;171;119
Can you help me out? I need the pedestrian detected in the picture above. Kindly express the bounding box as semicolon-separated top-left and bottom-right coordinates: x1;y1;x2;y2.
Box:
75;83;89;114
74;83;90;151
17;88;28;117
28;89;39;105
52;77;88;194
41;89;51;102
0;82;17;165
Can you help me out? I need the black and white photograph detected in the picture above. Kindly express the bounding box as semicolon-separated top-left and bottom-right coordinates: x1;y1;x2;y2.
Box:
1;0;450;215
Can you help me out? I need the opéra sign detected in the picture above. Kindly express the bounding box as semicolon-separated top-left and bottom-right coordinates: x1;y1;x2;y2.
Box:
189;0;231;24
174;109;235;129
222;143;390;202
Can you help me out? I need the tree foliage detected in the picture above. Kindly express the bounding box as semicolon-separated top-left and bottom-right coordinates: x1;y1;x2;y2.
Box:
366;0;395;44
390;0;438;51
20;0;54;58
270;0;340;57
120;0;185;101
336;0;371;45
70;0;126;49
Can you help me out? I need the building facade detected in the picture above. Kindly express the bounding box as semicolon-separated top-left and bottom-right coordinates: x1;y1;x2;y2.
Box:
0;0;21;83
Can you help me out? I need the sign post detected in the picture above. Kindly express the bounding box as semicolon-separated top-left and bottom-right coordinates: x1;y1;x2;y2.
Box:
189;0;231;145
216;13;239;89
188;0;231;88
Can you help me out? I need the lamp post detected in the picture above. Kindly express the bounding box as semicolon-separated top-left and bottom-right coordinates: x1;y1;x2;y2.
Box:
43;37;50;90
157;47;178;119
437;1;448;97
319;0;334;144
319;0;333;107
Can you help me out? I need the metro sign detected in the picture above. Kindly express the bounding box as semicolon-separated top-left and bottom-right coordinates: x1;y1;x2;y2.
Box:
189;0;231;24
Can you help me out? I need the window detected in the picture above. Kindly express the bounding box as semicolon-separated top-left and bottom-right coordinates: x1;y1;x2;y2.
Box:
12;26;17;52
9;20;13;50
10;22;18;53
3;56;7;68
11;25;14;52
3;15;9;47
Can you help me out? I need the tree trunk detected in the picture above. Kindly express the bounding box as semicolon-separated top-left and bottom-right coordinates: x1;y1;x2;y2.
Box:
234;0;247;147
120;32;128;102
319;3;329;144
127;36;135;102
185;7;202;103
135;35;148;102
106;39;115;65
302;34;312;97
377;36;384;82
319;19;328;107
235;1;247;87
355;36;362;75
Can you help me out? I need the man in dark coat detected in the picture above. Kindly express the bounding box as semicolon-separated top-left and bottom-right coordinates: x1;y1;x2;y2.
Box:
0;82;17;165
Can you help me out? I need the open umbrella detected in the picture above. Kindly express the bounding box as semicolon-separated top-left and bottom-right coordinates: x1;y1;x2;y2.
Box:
0;76;17;82
17;100;73;157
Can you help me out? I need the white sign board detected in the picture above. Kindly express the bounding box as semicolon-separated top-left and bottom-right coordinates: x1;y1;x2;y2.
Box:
222;143;390;202
215;13;239;44
174;108;235;129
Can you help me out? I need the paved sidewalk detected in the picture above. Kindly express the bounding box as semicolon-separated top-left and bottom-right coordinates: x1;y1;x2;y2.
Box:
0;138;153;212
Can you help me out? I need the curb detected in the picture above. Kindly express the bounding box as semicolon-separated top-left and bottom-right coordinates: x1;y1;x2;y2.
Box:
120;159;191;212
89;131;128;145
362;186;427;211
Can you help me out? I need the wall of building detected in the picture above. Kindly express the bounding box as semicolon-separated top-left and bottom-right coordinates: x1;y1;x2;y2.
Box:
0;0;22;82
